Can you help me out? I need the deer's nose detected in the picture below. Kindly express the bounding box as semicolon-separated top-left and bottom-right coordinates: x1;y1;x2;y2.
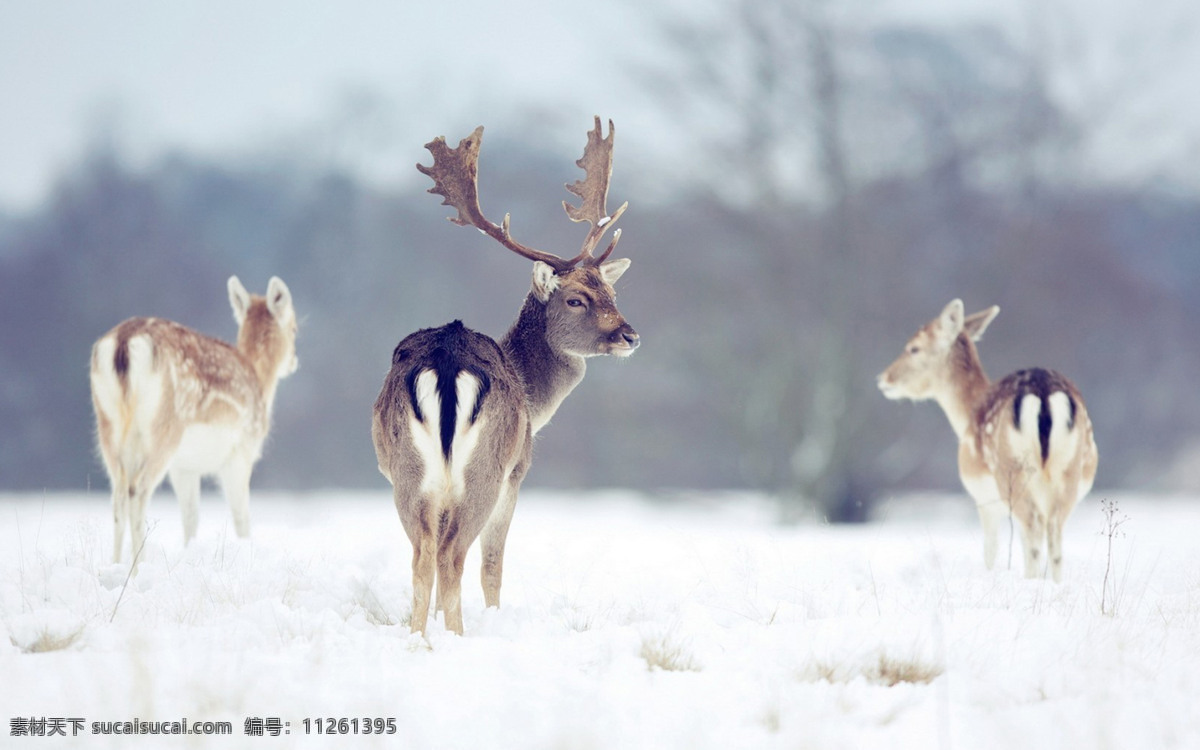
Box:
611;324;640;350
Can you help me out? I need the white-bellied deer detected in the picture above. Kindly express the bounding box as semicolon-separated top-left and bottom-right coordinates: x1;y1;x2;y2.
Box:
372;117;639;635
877;299;1098;581
90;277;299;572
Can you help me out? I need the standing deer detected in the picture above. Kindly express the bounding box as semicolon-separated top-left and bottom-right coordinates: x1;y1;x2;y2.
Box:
90;277;299;573
877;299;1098;581
372;117;639;635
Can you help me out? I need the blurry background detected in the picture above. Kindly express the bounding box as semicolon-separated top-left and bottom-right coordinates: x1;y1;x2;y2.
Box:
2;0;1198;520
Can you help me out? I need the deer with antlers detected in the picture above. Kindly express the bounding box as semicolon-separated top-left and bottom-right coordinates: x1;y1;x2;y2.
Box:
877;300;1098;582
90;277;299;573
372;117;639;635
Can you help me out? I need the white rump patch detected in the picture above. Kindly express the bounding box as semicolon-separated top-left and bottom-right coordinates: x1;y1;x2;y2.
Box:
410;370;444;496
1016;394;1041;435
91;331;172;477
449;371;486;494
1047;392;1073;431
1012;394;1044;461
89;336;123;420
408;369;487;500
1046;391;1079;468
413;370;440;423
454;371;482;434
125;336;165;463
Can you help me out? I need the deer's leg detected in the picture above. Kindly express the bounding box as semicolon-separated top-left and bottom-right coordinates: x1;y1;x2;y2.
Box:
218;460;253;538
111;484;130;564
480;459;527;609
112;489;127;564
128;471;167;575
975;498;1007;571
960;444;1007;571
1015;506;1046;579
433;506;459;618
1046;516;1064;583
94;417;128;564
169;468;201;544
435;528;469;636
410;528;437;636
1046;474;1081;583
105;457;130;564
126;448;175;575
996;460;1045;578
400;490;441;636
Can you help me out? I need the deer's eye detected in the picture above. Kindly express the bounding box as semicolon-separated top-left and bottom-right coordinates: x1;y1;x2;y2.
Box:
567;298;586;308
908;345;920;355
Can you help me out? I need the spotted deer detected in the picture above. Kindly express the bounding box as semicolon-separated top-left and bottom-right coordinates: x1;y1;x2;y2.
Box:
877;299;1098;581
90;277;299;572
372;118;639;635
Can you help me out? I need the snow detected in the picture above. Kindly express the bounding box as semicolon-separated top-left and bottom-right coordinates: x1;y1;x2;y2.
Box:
3;489;1199;748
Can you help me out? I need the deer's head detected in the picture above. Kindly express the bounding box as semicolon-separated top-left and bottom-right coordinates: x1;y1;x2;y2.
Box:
877;299;998;401
418;117;639;359
229;275;299;384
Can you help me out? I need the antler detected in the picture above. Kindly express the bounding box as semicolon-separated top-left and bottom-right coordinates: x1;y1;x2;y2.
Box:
417;118;627;272
564;116;628;266
418;126;579;272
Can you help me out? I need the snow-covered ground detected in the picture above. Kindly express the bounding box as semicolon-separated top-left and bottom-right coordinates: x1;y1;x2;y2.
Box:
2;489;1198;749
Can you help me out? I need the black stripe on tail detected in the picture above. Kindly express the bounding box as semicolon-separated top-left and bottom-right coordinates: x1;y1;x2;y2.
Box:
403;321;492;461
114;338;130;382
111;319;145;393
1008;368;1077;464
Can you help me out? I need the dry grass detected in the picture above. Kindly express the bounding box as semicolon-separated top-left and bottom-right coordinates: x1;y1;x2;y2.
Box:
352;579;398;627
867;653;944;687
801;651;943;687
639;632;701;672
13;627;84;654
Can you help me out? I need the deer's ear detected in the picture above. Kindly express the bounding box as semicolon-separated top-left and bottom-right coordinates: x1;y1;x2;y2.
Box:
935;299;965;342
228;276;251;325
963;305;1000;342
531;261;560;302
266;276;293;321
599;258;631;286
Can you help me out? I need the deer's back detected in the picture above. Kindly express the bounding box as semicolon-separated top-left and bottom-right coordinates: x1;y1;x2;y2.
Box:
372;321;529;493
972;368;1095;486
91;317;268;466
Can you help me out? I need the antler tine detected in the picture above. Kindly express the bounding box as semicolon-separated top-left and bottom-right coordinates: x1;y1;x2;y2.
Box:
418;126;575;272
594;228;622;265
562;116;626;266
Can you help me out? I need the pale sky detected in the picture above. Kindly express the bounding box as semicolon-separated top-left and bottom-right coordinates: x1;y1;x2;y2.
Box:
0;0;645;210
2;0;1197;212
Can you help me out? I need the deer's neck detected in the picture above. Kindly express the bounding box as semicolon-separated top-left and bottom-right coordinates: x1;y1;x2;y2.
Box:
500;293;586;435
936;336;992;441
238;344;281;424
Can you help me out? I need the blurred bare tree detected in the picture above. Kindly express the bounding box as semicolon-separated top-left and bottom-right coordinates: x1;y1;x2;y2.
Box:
634;0;1082;519
2;2;1199;508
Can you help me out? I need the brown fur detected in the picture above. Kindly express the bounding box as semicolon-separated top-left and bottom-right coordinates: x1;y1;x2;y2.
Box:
105;318;266;425
975;369;1082;463
91;277;297;572
878;299;1098;581
380;119;640;636
373;322;532;635
372;265;636;636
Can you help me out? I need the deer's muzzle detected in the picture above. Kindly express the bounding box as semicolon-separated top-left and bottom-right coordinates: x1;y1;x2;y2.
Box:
609;324;639;356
